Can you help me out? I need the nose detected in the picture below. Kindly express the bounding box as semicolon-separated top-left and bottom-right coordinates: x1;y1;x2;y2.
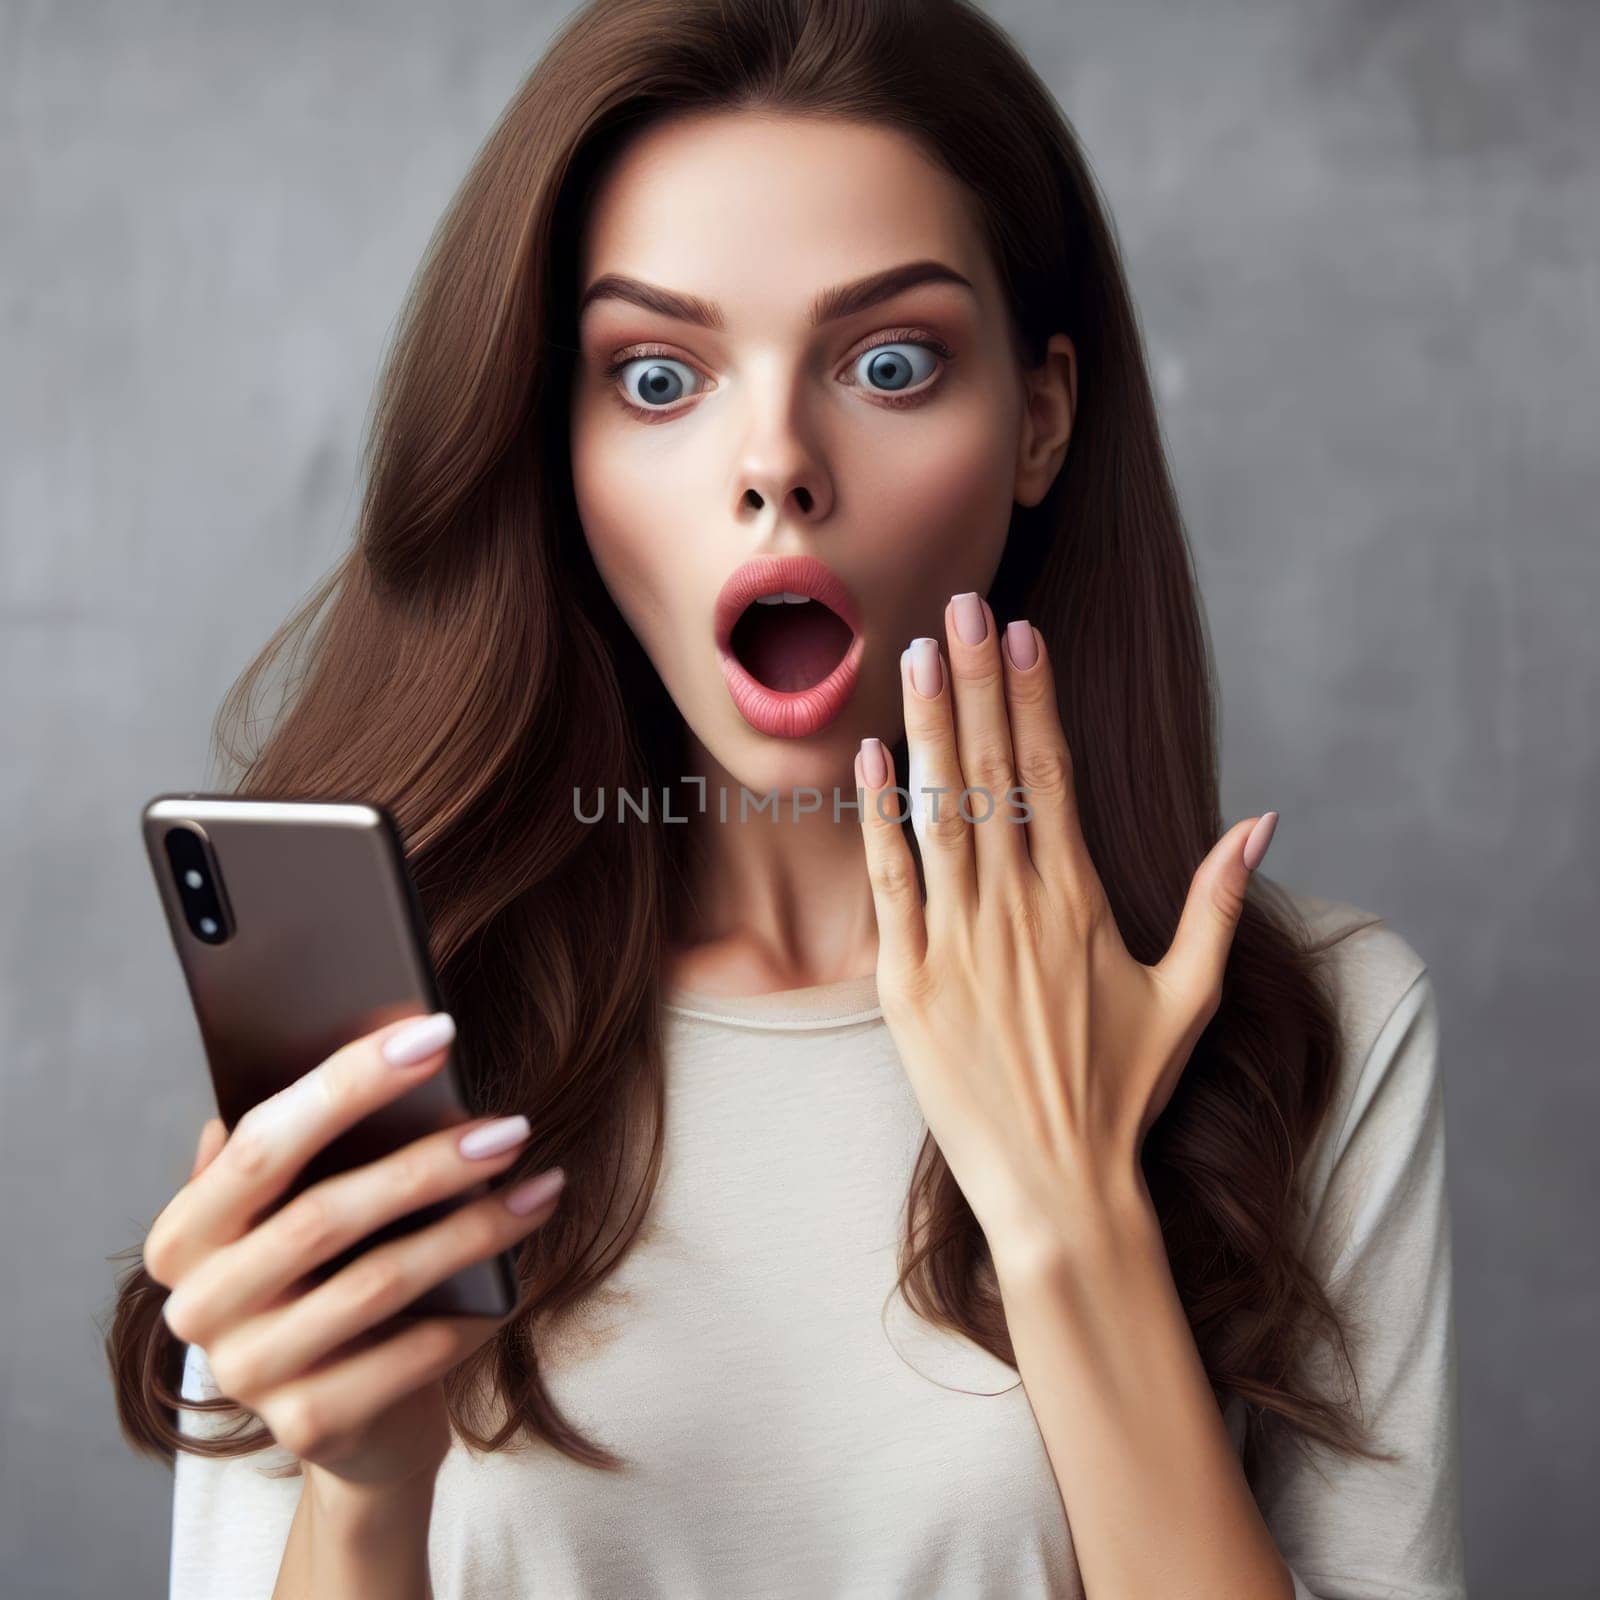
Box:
733;372;835;529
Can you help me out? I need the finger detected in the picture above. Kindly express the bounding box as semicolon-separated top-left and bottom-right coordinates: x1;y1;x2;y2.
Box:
942;592;1031;893
999;621;1098;903
189;1118;228;1182
1154;815;1274;1015
144;1011;459;1288
901;636;976;922
161;1112;536;1347
203;1169;564;1404
854;736;927;977
259;1313;496;1463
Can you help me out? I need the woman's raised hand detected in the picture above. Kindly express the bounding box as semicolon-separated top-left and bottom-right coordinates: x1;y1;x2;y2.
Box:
853;591;1278;1270
143;1013;564;1497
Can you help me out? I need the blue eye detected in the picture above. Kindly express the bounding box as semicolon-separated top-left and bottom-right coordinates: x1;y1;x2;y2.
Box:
615;356;701;408
853;341;940;394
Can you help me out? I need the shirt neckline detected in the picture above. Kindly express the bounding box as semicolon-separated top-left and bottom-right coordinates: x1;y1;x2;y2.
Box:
663;969;883;1030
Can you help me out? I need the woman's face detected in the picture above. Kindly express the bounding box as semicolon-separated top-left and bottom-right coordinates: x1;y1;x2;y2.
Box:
570;109;1063;797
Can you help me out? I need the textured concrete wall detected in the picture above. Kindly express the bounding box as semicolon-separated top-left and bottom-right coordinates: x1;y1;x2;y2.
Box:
3;1;1594;1594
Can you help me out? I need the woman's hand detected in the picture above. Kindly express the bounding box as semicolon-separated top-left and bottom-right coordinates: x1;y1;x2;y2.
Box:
853;591;1278;1269
144;1014;565;1498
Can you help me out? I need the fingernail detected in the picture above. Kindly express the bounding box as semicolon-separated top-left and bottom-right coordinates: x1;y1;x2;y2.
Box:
858;736;888;787
381;1011;456;1067
1004;620;1038;670
458;1114;531;1160
1242;812;1279;872
504;1167;566;1216
951;591;986;645
908;637;942;697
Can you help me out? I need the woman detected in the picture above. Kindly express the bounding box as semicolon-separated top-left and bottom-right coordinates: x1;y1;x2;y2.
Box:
107;0;1466;1595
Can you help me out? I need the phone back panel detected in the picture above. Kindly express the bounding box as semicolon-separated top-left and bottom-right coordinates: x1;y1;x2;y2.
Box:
141;794;515;1318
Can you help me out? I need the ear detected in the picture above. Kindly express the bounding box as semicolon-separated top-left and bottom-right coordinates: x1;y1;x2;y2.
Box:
1013;333;1077;509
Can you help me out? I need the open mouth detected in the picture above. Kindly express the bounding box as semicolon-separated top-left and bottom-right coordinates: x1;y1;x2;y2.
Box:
713;555;866;739
729;593;855;691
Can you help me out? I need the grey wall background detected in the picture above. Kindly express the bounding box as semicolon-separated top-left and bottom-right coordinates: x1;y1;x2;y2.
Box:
3;0;1595;1594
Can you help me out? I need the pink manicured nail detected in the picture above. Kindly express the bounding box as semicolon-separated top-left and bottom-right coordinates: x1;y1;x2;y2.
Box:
458;1115;531;1160
1242;812;1279;872
951;591;986;645
381;1012;455;1067
504;1167;566;1216
908;637;942;697
858;736;888;787
1005;620;1038;670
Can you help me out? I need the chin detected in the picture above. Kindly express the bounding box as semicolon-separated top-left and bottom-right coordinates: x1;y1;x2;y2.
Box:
713;725;860;809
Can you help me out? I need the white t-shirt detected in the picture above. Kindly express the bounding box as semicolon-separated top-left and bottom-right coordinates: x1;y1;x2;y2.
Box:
169;892;1466;1598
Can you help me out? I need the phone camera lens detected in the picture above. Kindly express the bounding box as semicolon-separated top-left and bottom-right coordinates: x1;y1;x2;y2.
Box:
162;824;232;944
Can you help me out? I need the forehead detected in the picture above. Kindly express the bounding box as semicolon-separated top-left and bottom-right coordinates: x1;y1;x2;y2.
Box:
575;110;996;321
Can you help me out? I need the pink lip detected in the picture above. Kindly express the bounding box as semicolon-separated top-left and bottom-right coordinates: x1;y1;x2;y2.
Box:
714;554;865;739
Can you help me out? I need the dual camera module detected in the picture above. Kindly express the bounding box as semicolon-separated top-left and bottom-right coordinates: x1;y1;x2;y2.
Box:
162;825;233;945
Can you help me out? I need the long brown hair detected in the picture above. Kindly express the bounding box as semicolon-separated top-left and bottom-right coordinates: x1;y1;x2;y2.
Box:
106;0;1390;1484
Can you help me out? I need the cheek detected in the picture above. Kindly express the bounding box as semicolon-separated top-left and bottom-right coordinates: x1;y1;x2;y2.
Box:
850;388;1018;603
570;407;684;653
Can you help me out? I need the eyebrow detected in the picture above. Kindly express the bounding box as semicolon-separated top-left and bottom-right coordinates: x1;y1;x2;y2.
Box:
576;258;976;331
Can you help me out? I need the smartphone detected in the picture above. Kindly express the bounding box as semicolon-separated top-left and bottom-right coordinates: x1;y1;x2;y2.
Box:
140;793;518;1320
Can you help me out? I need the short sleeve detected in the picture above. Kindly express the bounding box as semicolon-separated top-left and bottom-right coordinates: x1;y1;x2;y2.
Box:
170;1341;303;1600
1253;965;1467;1599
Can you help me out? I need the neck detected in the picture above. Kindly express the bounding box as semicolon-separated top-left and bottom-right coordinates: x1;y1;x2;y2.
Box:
666;733;883;997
